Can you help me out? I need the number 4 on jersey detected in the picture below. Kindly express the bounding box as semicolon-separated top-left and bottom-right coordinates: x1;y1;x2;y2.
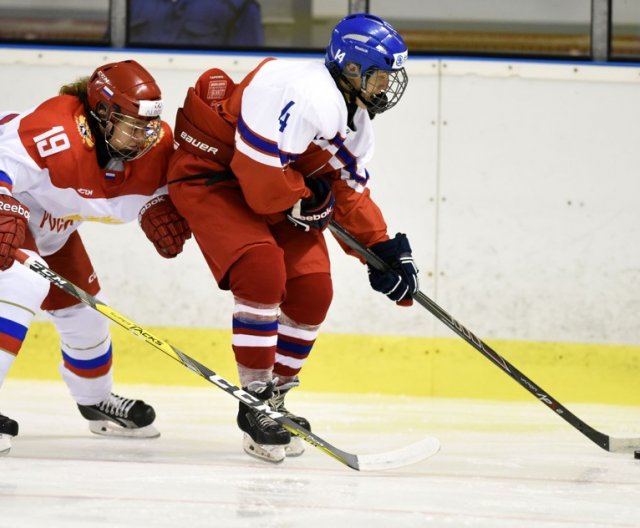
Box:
278;101;295;132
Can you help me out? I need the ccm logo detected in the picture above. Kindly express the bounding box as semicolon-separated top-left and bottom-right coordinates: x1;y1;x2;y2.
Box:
180;131;219;155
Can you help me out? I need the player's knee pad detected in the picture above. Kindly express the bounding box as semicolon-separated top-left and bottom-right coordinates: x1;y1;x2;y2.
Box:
48;297;110;349
0;251;49;355
281;272;333;326
51;299;113;387
0;250;50;309
228;244;287;305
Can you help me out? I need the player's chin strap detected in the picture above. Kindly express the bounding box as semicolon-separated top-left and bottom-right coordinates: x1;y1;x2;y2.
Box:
328;220;640;455
343;82;379;118
328;65;377;123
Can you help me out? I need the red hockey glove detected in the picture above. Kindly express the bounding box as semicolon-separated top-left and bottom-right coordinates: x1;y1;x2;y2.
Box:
139;195;191;258
286;177;335;232
0;195;29;271
368;233;419;307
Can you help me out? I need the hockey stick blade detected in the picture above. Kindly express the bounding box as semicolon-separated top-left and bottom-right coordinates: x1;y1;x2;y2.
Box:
355;436;440;471
328;221;640;454
15;249;440;470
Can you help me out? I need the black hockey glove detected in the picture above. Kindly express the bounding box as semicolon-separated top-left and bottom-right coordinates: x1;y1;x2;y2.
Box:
368;233;419;306
286;178;335;232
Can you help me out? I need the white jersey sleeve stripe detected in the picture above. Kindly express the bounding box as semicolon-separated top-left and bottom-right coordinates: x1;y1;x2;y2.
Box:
237;113;303;170
237;114;280;157
235;133;283;168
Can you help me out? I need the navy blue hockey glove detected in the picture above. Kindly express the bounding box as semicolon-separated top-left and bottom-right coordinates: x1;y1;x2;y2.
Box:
286;178;335;232
368;233;419;306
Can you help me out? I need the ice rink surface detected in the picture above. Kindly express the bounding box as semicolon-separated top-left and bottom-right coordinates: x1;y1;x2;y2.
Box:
1;379;639;528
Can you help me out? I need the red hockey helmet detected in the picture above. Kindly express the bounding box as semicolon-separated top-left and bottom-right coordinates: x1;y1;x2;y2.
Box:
87;60;164;161
87;60;163;120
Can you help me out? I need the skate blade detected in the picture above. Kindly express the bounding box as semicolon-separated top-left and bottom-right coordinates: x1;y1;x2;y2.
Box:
0;434;11;456
242;433;286;463
285;436;305;457
88;420;160;439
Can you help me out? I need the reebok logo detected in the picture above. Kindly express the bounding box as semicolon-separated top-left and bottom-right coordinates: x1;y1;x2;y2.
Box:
299;206;334;221
139;194;166;218
0;199;30;220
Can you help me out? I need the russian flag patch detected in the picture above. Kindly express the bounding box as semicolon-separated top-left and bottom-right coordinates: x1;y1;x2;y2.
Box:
0;170;13;191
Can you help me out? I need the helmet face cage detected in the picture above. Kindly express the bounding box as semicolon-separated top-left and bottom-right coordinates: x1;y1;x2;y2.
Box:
360;65;408;114
326;13;409;114
87;60;164;161
101;110;162;161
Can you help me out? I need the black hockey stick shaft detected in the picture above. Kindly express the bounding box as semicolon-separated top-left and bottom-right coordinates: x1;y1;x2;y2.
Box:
329;220;639;453
14;249;365;469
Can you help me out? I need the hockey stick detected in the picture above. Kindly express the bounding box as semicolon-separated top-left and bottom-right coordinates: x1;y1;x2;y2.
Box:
328;220;640;454
15;249;439;471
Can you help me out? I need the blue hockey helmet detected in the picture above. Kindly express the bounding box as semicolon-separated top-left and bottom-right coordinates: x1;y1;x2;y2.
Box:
325;13;408;114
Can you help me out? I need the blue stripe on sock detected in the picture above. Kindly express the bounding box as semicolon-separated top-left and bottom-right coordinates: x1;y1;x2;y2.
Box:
277;339;312;356
232;318;278;332
61;344;112;370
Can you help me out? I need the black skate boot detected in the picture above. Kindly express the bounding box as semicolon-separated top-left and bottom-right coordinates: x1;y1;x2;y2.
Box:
0;412;19;456
77;393;160;438
269;378;310;457
237;380;290;463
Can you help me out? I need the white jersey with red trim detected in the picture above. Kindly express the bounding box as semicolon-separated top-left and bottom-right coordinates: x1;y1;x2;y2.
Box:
0;95;173;256
230;59;376;215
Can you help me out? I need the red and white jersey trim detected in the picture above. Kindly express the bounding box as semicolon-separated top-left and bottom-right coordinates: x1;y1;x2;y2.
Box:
0;95;173;255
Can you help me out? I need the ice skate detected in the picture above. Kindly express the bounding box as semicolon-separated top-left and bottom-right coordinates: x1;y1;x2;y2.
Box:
0;412;18;456
237;380;290;463
77;393;160;438
269;378;310;457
